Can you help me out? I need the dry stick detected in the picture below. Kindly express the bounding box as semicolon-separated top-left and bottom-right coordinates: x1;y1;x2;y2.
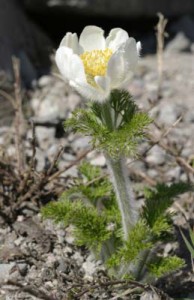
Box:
72;279;159;299
132;169;156;186
110;287;140;300
46;145;64;177
156;13;168;98
158;141;194;175
48;148;91;182
12;57;25;174
150;119;194;175
18;121;37;193
16;146;64;206
0;280;55;300
140;116;182;159
0;89;16;109
31;120;36;171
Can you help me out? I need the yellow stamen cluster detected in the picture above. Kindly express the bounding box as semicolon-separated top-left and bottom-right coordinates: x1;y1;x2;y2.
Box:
80;48;112;85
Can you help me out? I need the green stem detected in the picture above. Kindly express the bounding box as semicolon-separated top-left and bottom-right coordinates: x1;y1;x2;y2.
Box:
105;155;139;240
100;99;138;240
101;101;114;131
133;249;150;281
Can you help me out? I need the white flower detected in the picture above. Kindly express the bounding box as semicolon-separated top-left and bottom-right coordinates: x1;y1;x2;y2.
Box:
56;26;141;102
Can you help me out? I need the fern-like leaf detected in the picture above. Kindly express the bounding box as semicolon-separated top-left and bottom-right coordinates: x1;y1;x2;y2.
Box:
148;256;185;278
107;220;153;268
142;182;192;229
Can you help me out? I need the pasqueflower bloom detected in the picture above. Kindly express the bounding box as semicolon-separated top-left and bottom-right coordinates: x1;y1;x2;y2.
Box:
56;26;141;102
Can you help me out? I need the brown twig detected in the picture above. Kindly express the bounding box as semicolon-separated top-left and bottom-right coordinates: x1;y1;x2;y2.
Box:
0;280;55;300
48;148;91;182
16;146;66;206
12;57;25;174
141;116;182;159
150;118;194;175
46;145;64;177
18;120;37;193
0;89;16;109
71;279;162;299
156;13;168;98
131;169;156;186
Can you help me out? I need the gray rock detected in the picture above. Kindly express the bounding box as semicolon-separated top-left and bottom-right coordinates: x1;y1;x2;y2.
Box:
181;146;194;158
72;136;91;151
140;291;162;300
34;148;46;172
62;152;76;162
165;32;191;54
157;103;184;126
184;110;194;123
35;126;56;149
82;254;99;280
88;151;106;167
31;78;80;122
147;168;159;178
72;252;84;265
146;145;166;165
58;161;78;177
165;166;181;181
0;264;13;282
23;0;194;17
17;263;28;276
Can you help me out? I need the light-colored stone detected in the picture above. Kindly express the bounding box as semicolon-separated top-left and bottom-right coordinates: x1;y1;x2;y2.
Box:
165;32;191;54
0;263;15;283
146;145;166;165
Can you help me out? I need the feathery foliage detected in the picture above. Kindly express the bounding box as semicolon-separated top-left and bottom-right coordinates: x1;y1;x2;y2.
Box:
65;90;152;158
42;162;122;254
107;220;153;268
43;88;192;282
42;199;113;251
142;182;193;230
148;256;185;278
42;161;191;280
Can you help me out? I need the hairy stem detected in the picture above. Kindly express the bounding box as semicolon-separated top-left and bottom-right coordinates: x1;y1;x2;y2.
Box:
100;99;139;239
105;155;138;240
133;249;150;281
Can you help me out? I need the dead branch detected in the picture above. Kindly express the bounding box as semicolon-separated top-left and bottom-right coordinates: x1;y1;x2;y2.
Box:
12;57;25;174
156;13;168;98
48;148;91;182
0;280;56;300
69;278;170;299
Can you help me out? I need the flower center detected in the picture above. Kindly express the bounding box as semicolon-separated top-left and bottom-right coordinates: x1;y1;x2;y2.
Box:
80;48;112;85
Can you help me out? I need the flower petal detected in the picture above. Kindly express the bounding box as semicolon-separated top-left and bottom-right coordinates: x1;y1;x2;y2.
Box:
55;46;86;82
59;32;83;54
95;76;110;92
107;38;139;88
106;28;129;51
122;38;139;72
70;80;110;103
79;26;106;51
119;71;134;89
136;41;142;56
107;51;126;88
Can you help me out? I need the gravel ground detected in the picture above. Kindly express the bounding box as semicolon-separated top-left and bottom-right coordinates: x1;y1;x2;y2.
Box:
0;33;194;299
